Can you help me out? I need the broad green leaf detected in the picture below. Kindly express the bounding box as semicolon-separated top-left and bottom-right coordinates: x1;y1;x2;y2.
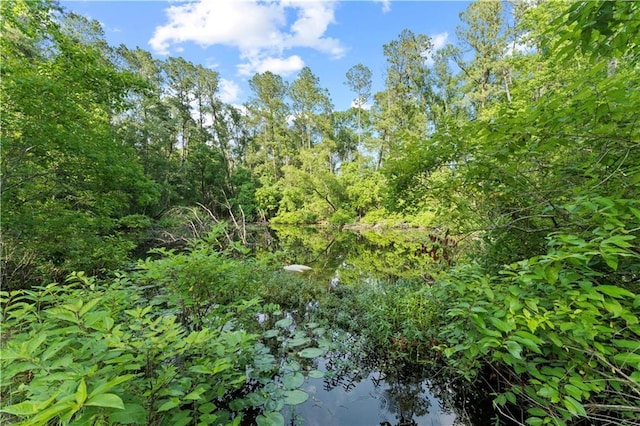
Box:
537;385;559;402
79;297;102;317
613;352;640;367
612;339;640;350
284;389;309;406
256;411;285;426
157;398;180;412
0;401;41;415
489;317;513;333
527;407;547;417
563;396;587;416
287;337;310;347
85;393;125;410
263;329;279;338
600;251;618;270
597;285;635;299
88;375;135;399
76;378;88;405
564;384;583;400
504;341;522;359
275;318;293;328
308;370;324;379
281;372;304;389
509;336;542;354
109;403;147;424
298;347;324;358
189;365;211;374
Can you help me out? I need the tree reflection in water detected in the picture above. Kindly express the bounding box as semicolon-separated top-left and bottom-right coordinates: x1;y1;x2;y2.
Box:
250;226;504;425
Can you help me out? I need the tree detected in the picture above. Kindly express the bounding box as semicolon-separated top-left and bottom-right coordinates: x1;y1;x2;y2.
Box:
454;0;509;113
289;67;333;150
245;71;292;182
1;0;157;287
345;64;372;145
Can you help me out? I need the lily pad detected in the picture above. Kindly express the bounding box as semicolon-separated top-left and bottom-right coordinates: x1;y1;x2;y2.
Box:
282;360;301;373
284;389;309;406
298;347;324;358
281;372;304;389
256;411;285;426
308;370;324;379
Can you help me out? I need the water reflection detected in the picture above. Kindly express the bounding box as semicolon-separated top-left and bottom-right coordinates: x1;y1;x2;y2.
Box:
253;225;455;285
248;225;498;425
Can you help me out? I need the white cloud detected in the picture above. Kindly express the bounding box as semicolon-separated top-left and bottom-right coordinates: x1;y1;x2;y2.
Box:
505;35;533;56
374;0;392;13
149;0;344;76
350;100;372;110
238;54;304;77
425;32;449;66
219;78;241;104
431;32;448;51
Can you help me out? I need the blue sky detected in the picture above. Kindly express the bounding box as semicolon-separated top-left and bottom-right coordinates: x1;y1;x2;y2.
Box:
62;1;472;110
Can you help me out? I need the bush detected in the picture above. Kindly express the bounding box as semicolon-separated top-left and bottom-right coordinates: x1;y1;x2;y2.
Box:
427;197;640;424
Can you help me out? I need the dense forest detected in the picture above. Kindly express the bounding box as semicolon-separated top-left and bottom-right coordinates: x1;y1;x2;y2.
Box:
1;0;639;425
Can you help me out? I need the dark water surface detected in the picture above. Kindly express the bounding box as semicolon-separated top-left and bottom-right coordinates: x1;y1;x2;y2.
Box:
246;225;501;426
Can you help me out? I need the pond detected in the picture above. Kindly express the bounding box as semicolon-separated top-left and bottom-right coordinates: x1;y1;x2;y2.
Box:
247;225;502;426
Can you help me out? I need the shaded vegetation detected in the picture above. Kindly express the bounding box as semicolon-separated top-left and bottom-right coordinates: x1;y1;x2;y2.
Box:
2;1;639;425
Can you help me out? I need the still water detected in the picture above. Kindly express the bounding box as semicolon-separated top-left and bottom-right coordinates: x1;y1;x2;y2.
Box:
290;361;456;426
249;225;499;426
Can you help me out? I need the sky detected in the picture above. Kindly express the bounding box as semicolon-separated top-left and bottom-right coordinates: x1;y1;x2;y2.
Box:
61;1;472;110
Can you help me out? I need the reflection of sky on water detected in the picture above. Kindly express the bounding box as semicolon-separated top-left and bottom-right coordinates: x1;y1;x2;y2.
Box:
285;361;457;426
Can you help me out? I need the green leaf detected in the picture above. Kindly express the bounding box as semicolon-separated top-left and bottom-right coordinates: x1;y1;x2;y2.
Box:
108;403;147;425
489;317;513;333
79;297;102;317
284;389;309;406
564;384;583;400
612;339;640;350
256;411;285;426
510;335;542;354
308;370;324;379
298;347;324;358
0;401;41;415
526;417;543;426
76;378;88;405
613;352;640;367
505;341;523;359
287;336;310;347
281;372;304;389
88;375;135;399
263;329;279;338
85;393;125;410
537;385;560;402
275;318;293;328
597;285;635;299
189;365;211;374
527;407;547;417
563;396;587;416
157;398;180;412
600;250;618;270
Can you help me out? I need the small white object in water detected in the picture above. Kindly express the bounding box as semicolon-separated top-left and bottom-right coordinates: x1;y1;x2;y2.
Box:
283;264;312;273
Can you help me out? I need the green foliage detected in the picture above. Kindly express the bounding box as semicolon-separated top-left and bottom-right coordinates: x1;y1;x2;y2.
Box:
427;196;640;423
1;1;159;288
0;273;258;425
0;248;330;425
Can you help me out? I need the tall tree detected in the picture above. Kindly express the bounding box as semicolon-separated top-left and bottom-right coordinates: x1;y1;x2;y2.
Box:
289;67;333;150
345;64;372;145
1;0;157;287
454;0;509;113
245;72;291;185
